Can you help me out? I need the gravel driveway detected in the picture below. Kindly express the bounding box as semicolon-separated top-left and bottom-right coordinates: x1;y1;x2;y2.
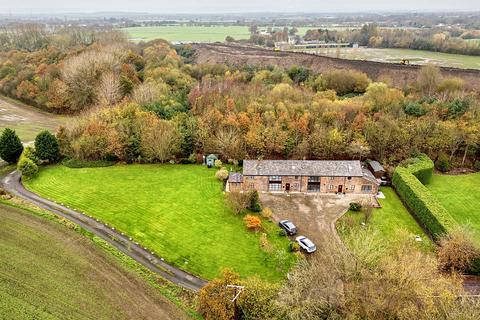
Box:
260;193;374;251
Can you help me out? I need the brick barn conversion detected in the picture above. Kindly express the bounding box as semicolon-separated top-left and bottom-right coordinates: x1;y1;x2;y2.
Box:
228;160;379;194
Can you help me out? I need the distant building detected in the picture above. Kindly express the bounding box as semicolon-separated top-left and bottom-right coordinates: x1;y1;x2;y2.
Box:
228;160;379;194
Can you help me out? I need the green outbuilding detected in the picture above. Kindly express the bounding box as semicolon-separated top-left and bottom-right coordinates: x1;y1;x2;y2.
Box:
205;154;218;167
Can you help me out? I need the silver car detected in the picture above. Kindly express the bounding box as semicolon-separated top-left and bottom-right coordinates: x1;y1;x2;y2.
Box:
295;236;317;253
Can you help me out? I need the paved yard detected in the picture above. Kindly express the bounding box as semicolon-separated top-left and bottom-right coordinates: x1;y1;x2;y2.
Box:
260;193;375;252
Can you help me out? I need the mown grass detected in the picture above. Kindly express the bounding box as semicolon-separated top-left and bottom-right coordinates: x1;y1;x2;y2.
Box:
0;203;192;319
337;187;433;251
427;172;480;245
25;164;295;281
124;26;251;42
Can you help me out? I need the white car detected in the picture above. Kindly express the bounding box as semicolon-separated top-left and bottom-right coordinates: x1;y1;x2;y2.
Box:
295;236;317;253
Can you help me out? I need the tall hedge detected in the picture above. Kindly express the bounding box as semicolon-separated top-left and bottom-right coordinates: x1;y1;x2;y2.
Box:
393;154;457;240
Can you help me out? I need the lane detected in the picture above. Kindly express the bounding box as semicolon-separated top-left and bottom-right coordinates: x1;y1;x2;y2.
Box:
1;170;207;292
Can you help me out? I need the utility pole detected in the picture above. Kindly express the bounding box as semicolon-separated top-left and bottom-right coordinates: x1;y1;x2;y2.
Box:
226;284;244;320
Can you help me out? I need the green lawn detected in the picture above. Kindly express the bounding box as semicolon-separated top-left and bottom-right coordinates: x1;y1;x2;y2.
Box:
25;164;295;281
427;173;480;245
294;47;480;70
337;187;433;251
124;26;252;42
0;203;189;319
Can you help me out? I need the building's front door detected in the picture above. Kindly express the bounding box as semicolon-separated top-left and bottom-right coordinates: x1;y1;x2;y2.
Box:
285;183;290;192
338;185;343;193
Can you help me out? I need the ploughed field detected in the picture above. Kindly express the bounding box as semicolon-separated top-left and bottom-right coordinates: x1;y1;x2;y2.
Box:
337;187;433;251
0;203;188;319
294;47;480;70
25;164;295;281
427;172;480;245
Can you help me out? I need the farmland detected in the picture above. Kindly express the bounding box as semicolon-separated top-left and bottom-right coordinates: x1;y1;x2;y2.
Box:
294;47;480;70
124;26;251;42
427;172;480;245
337;187;433;251
0;96;68;142
0;203;189;319
25;164;295;281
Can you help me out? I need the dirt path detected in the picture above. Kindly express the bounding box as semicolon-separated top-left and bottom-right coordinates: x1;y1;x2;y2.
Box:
0;95;69;142
1;170;207;292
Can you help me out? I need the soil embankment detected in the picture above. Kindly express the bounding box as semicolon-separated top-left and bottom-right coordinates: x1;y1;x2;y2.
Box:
192;44;480;90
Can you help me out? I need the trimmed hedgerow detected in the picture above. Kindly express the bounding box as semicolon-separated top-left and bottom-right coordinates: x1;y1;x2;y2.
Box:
399;153;434;185
393;162;457;240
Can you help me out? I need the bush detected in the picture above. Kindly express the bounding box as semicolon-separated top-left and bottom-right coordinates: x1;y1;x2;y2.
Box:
244;215;262;230
278;229;287;237
474;160;480;172
404;101;427;117
62;159;115;168
34;130;60;162
215;168;229;181
248;190;262;212
261;207;273;219
435;153;451;172
289;242;300;252
438;230;480;273
287;66;311;84
17;156;38;179
322;69;371;95
226;192;250;215
22;146;38;164
0;128;23;163
214;159;222;168
349;202;362;212
392;166;457;240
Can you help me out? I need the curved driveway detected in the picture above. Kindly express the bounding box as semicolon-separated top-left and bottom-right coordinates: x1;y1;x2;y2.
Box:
1;170;207;292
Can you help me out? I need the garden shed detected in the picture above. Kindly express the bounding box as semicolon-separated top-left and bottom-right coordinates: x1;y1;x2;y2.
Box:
205;154;218;167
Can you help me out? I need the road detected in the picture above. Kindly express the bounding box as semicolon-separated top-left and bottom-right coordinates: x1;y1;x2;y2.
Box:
1;170;207;292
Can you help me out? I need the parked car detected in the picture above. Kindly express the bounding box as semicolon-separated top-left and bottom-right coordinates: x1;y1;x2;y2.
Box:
278;220;298;235
295;236;317;253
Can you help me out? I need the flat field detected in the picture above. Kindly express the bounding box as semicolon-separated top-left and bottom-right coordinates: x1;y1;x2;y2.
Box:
427;172;480;244
0;203;188;319
25;164;295;281
124;26;251;42
294;47;480;70
337;187;433;251
0;96;68;142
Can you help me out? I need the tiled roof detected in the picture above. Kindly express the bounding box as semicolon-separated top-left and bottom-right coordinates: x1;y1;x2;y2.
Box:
367;160;385;172
228;172;244;183
243;160;364;177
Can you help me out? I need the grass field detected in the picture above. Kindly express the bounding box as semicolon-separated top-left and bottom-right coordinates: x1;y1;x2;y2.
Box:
0;203;189;319
25;164;295;281
295;47;480;70
427;172;480;245
0;96;69;142
124;26;252;42
337;187;433;251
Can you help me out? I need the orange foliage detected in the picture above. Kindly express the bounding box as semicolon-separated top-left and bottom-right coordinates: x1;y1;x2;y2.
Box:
243;215;262;230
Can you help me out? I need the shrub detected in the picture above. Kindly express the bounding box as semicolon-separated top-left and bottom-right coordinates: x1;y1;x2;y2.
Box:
349;202;362;212
435;153;451;172
215;168;229;181
244;215;262;230
226;192;250;215
214;159;222;168
278;229;287;237
474;160;480;172
446;98;470;118
248;190;262;212
261;207;273;219
62;159;115;168
34;130;60;162
438;230;480;273
17;156;38;179
0;128;23;163
289;242;300;252
323;69;371;95
22;146;38;164
392;166;457;240
287;65;311;84
259;233;273;253
404;101;427;117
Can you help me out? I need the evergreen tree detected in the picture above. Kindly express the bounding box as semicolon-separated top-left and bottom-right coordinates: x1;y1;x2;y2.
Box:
34;130;60;162
0;128;23;163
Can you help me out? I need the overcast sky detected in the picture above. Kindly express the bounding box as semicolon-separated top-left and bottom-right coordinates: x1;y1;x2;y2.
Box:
1;0;479;14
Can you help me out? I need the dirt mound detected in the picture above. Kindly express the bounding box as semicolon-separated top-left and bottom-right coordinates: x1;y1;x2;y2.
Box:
192;43;480;90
